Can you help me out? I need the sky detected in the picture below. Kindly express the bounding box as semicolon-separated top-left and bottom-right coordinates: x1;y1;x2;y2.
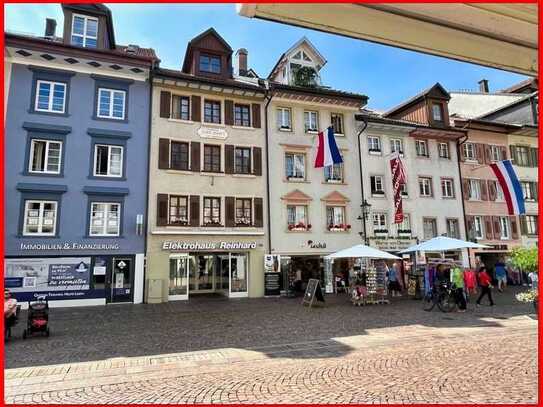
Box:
4;3;529;111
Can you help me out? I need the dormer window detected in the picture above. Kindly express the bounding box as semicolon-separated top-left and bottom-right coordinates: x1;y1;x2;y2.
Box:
71;14;98;48
199;54;221;74
431;103;444;122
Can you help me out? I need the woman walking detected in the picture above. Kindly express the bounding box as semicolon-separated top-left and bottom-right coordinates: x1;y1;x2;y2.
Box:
476;267;495;307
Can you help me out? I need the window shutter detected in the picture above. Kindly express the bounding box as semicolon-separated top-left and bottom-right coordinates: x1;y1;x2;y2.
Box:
157;194;169;226
158;138;170;169
488;180;497;201
252;104;261;128
509;145;517;164
159;91;171;118
530;147;538;167
493;217;501;240
500;146;508;161
520;215;528;236
225;144;235;174
189;195;200;226
190;142;200;172
253;147;262;176
484;216;493;240
461;178;469;200
533;182;538;201
476;143;485;164
484;145;491;164
225;100;234;126
191;95;201;122
466;215;474;239
459;143;466;162
254;197;263;227
480;180;488;201
510;216;519;239
225;196;235;227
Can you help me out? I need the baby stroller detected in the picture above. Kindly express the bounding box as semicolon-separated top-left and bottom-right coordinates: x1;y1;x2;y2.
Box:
23;296;50;339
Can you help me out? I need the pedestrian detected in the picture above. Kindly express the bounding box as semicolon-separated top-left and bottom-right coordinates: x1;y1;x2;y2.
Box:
476;266;495;307
450;266;466;312
494;258;507;292
388;261;401;297
528;271;538;290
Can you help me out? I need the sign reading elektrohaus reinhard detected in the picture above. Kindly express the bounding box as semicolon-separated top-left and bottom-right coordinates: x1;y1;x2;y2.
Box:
162;241;257;250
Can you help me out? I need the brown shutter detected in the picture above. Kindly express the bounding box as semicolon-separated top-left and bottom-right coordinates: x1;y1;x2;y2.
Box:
225;100;234;126
158;138;170;169
190;142;200;172
189;195;200;226
159;91;171;118
253;147;262;176
225;144;235;174
510;216;519;239
484;145;491;164
488;180;497;201
462;178;469;200
252;103;261;128
157;194;169;226
476;143;485;164
466;215;474;239
480;180;488;201
510;145;517;164
520;215;528;236
254;197;263;227
530;147;539;167
484;216;493;240
191;95;201;122
500;146;507;161
225;196;235;227
493;217;501;240
533;182;538;201
459;143;466;162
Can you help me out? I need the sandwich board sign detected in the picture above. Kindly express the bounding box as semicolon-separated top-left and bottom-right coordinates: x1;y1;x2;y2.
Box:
302;278;325;308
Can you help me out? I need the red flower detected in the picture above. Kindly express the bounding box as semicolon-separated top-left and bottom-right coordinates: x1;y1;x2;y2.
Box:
307;224;312;229
346;224;352;229
288;224;294;231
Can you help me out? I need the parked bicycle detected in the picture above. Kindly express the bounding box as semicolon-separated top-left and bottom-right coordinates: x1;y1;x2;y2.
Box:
422;281;457;313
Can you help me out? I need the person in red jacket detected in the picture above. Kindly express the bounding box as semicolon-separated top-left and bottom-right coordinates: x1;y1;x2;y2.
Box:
476;267;495;306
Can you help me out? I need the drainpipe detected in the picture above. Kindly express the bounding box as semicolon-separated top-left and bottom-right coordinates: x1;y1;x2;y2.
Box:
356;118;369;245
263;84;273;254
456;131;471;268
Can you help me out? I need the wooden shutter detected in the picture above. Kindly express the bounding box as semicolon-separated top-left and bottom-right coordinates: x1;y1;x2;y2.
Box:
225;196;235;227
190;142;200;172
480;180;488;201
252;104;261;128
225;100;234;126
466;215;474;238
488;180;497;201
520;215;528;236
500;146;507;161
510;216;519;239
254;197;263;227
158;138;170;169
459;143;466;162
530;147;539;167
462;178;469;200
157;194;169;226
484;216;493;240
225;144;235;174
484;145;491;164
510;145;518;164
493;217;501;240
476;143;485;164
189;195;200;226
533;182;538;201
159;91;171;118
191;95;201;122
253;147;262;176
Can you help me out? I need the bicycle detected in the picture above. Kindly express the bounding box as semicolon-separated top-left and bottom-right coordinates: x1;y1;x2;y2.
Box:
422;281;457;313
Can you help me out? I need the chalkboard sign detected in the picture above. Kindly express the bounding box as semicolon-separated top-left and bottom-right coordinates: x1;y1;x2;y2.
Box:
264;272;281;296
302;278;325;308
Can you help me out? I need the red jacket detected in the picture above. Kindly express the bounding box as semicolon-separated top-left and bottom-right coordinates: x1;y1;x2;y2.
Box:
478;271;492;287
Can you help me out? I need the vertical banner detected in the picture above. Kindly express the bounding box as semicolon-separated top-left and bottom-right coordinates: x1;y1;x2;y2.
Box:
389;152;407;224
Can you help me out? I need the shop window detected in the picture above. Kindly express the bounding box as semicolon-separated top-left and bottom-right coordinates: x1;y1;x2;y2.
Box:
204;100;221;124
169;195;188;225
172;95;190;121
23;200;57;236
234;104;251;127
235;198;252;226
324;162;343;183
235;147;251;174
370;175;385;196
170;141;189;171
419;177;433;197
285;152;305;180
203;197;221;226
331;113;344;135
416;140;429;157
28;139;62;174
89;202;120;236
304;110;318;132
94;144;123;177
203;145;221;172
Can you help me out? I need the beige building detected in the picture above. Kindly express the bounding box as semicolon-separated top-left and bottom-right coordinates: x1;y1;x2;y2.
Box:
145;29;267;302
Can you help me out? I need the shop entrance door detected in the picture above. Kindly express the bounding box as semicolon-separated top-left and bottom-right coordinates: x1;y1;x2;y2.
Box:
229;253;248;298
108;258;133;303
190;255;215;294
168;254;189;300
217;254;230;295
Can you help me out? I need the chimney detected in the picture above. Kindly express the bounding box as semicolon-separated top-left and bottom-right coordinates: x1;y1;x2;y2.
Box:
235;48;248;76
478;79;489;93
44;18;57;38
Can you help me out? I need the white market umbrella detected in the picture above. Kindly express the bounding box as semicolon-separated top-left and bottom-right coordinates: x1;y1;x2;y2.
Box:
399;236;489;254
325;244;401;260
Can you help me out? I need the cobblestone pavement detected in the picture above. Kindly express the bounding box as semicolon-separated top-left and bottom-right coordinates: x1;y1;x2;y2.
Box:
5;288;538;403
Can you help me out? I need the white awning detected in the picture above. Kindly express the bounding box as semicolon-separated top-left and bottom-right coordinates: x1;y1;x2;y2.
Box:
400;236;489;253
325;244;401;260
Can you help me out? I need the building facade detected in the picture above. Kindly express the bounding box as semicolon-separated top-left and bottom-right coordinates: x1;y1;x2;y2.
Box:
4;4;156;306
145;29;267;302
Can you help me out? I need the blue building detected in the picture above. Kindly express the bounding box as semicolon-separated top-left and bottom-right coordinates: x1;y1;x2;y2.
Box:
4;4;157;306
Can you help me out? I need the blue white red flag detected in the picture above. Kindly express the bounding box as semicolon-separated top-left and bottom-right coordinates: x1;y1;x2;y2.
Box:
489;159;525;215
314;126;343;168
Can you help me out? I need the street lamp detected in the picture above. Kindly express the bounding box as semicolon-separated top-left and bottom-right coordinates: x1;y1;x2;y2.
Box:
357;199;371;245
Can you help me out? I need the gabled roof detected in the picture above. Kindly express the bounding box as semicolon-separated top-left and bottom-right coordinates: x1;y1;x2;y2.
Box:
448;92;524;119
477;91;537;120
62;4;115;48
181;28;233;73
383;83;450;117
281;189;313;202
268;36;327;80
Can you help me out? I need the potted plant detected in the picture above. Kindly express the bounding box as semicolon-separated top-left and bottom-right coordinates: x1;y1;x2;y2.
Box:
510;247;538;312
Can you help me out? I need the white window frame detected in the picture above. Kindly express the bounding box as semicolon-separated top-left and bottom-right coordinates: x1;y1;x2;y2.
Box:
89;202;121;237
441;178;454;198
521;182;535;201
423;218;438;240
326;206;346;230
371;175;385;195
526;215;538;235
34;80;66;113
416;140;429;157
468;179;481;201
93;144;124;178
324;162;344;183
432;103;443;121
464;143;477;161
23;200;57;236
446;218;460;239
97;88;126;120
28;139;62;174
304;110;318;132
287;205;308;229
372;212;388;232
285;152;306;180
397;214;411;235
474;216;484;240
499;216;510;240
71;14;98;48
438;142;450;159
490;145;501;162
368;136;381;154
277;107;292;130
331;113;344;135
419;177;433;197
495;182;505;202
390;138;403;155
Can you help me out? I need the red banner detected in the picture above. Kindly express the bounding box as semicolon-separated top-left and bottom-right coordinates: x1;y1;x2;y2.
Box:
389;153;406;224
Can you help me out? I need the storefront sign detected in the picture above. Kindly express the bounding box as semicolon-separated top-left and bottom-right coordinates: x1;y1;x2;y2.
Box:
162;241;257;251
197;126;228;140
308;241;326;249
264;272;281;296
369;238;416;252
19;242;120;250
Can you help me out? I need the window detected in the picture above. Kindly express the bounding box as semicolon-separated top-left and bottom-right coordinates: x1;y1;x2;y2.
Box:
203;197;221;225
277;107;292;130
463;143;476;161
169;195;188;225
234;104;251;127
235;198;252;226
326;206;346;229
324;162;343;183
304;111;318;132
490;145;501;162
89;202;120;236
331;113;344;135
415;140;429;157
468;179;481;201
525;215;538;235
499;217;510;239
172;95;190;121
515;146;531;166
170;141;189;171
203;145;221;172
97;88;126;120
23;200;57;236
71;15;98;48
439;142;450;159
28;139;62;174
390;138;403;155
495;182;505;202
441;178;455;198
35;80;66;113
287;205;308;228
397;214;411;234
521;181;536;201
432;103;443;121
94;145;123;177
446;218;460;239
400;183;408;197
423;218;437;240
235;147;251;174
372;213;387;232
285;153;305;180
204;100;221;124
368;136;381;153
199;54;221;74
474;216;484;239
419;177;433;197
370;175;385;195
